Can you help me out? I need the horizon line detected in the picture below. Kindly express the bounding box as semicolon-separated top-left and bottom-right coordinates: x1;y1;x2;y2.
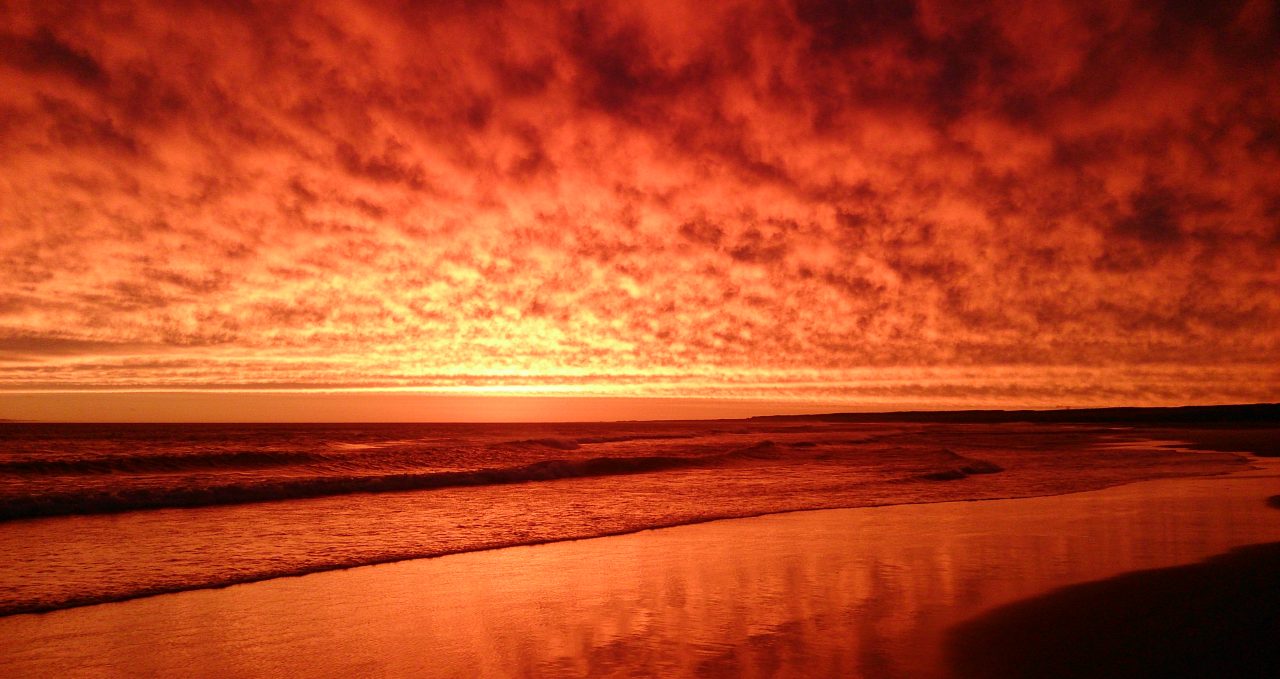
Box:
4;402;1276;426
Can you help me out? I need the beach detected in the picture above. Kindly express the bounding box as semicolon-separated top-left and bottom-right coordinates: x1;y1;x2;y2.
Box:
2;452;1276;678
6;0;1279;674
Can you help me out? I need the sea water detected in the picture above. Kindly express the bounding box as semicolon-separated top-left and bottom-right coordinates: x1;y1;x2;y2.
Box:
0;420;1245;616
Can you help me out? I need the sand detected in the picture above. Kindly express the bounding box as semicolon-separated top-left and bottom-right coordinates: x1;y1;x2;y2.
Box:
1;459;1277;678
948;541;1280;678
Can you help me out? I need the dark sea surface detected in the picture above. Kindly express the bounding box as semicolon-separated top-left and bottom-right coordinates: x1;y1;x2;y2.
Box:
0;420;1248;616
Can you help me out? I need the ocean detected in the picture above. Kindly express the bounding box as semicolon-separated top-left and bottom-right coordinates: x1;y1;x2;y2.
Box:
0;420;1245;617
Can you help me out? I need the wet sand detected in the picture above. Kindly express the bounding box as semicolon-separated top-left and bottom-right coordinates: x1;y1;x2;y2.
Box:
1;459;1277;678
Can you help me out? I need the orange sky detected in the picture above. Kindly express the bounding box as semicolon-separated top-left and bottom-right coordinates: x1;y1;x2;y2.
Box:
1;1;1278;421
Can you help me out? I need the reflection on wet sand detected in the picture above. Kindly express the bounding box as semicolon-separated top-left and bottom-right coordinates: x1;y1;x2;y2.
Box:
2;462;1278;678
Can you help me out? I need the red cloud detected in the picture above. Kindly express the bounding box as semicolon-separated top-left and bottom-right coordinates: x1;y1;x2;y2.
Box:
1;0;1277;410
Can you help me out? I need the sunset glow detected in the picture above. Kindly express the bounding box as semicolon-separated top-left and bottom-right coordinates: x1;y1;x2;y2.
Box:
2;0;1278;419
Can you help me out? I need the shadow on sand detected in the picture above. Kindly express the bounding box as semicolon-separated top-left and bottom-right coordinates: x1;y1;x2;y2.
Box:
947;537;1280;678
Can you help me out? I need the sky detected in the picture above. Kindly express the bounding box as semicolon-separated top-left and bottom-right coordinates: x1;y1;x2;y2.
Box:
1;0;1278;421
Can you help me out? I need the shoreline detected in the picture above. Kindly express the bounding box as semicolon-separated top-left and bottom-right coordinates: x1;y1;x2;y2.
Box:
3;458;1278;677
0;437;1260;619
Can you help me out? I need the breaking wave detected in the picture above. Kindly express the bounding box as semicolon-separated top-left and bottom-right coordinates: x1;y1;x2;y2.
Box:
0;441;815;521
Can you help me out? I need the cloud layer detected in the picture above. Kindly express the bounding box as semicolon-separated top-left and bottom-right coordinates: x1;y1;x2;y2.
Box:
2;0;1278;408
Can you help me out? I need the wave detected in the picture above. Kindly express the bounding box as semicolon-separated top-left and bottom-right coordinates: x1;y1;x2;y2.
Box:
0;450;329;475
495;432;703;449
913;449;1005;481
573;433;702;445
0;441;798;522
0;444;1030;617
501;438;582;451
0;458;1017;619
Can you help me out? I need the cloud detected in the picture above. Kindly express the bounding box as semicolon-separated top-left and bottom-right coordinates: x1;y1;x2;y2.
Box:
0;26;106;85
0;0;1277;408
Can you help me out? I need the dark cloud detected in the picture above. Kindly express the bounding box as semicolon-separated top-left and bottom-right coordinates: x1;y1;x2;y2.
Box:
0;27;106;85
565;9;722;123
793;0;918;53
335;141;430;189
0;335;159;359
1115;181;1185;246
